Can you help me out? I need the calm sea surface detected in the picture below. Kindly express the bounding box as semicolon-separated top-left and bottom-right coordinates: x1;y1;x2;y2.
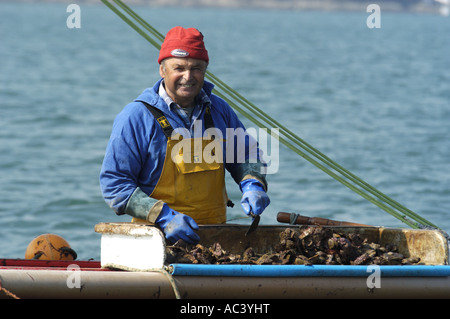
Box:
1;2;449;259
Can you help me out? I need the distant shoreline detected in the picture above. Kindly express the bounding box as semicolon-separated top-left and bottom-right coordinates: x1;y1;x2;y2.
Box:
1;0;444;14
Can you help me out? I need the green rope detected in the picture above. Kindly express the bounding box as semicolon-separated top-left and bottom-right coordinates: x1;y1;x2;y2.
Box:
101;0;439;230
102;0;161;49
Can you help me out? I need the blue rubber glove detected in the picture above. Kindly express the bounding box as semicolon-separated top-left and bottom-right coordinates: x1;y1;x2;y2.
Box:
155;203;200;244
239;179;270;217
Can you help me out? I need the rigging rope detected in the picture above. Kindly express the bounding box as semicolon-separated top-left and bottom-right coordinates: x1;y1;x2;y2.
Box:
101;0;439;231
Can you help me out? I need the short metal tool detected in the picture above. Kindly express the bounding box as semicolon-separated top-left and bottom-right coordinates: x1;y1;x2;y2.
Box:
245;212;260;236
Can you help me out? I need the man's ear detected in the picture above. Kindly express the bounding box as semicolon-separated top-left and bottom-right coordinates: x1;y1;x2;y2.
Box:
159;63;165;78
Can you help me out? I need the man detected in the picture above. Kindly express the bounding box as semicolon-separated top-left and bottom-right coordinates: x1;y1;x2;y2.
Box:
100;26;269;244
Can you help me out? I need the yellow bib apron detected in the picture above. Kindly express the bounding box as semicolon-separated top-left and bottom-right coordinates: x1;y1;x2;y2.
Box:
134;104;228;224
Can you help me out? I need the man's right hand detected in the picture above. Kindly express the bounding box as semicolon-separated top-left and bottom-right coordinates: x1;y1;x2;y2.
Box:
155;203;200;244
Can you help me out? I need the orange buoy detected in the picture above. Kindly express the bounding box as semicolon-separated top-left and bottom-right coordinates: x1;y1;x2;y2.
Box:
25;234;77;260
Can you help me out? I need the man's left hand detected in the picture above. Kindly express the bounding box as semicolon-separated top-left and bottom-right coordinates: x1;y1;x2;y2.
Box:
239;179;270;216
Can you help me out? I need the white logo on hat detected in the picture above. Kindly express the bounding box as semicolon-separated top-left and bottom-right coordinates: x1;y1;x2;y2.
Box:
171;49;190;58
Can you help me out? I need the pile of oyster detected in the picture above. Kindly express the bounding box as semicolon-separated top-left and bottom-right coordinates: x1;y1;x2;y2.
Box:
166;226;422;266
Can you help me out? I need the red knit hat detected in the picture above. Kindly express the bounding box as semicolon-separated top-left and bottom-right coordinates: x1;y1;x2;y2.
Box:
158;26;209;64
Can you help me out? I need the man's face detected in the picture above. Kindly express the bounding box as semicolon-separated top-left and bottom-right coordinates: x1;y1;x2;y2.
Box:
159;57;208;108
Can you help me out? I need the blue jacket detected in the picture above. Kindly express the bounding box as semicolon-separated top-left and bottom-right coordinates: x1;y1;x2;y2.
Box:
100;79;266;215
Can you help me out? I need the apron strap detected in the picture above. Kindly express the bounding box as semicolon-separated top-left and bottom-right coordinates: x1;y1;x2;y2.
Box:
143;102;174;138
143;102;215;138
203;106;214;130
